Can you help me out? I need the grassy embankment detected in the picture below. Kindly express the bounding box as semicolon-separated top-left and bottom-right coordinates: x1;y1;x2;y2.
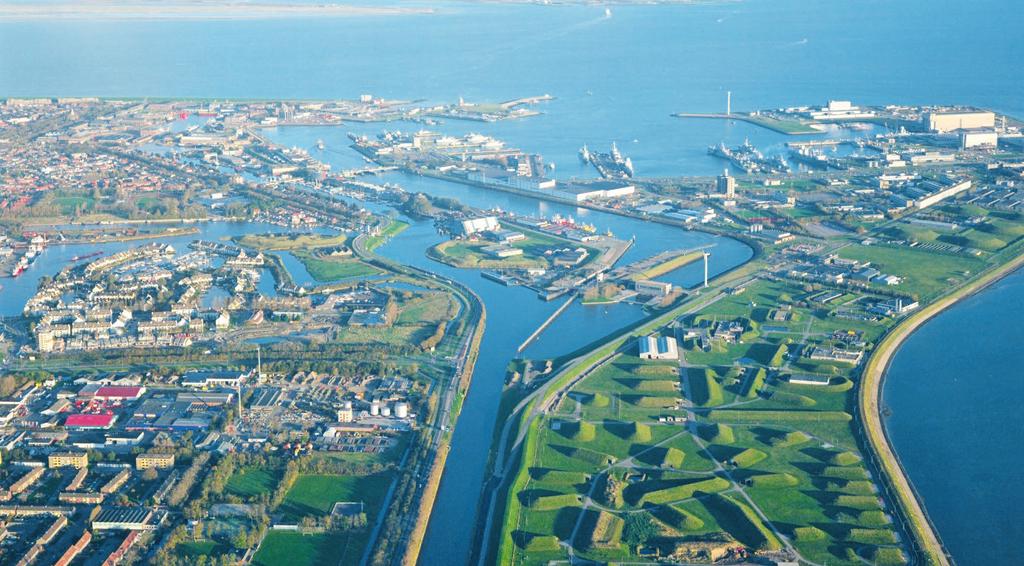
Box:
858;251;1024;566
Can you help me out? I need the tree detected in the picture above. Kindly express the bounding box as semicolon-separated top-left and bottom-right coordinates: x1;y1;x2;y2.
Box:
623;512;658;549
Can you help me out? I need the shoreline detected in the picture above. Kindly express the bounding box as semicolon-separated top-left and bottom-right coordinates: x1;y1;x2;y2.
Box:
0;3;433;21
859;250;1024;566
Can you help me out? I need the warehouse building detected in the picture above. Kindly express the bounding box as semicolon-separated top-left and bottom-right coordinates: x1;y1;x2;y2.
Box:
638;335;679;360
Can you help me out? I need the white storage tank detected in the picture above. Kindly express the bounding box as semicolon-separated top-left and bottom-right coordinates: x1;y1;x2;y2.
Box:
395;402;409;419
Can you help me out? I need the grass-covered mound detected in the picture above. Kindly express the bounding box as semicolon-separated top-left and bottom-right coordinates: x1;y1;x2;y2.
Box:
768;391;817;407
698;423;735;445
771;430;811;448
729;448;767;468
831;494;881;510
582;510;625;549
740;368;766;398
522;534;561;552
633;364;678;377
636;476;730;506
604;421;654;442
634;380;678;393
583;392;610;407
559;420;596;442
706;410;851;423
870;546;908;565
819;466;869;481
702;493;782;551
530;468;590;485
689;369;724;406
553;445;614;466
651;504;705;531
746;472;799;488
858;510;891;527
637;446;686;468
829;450;862;466
792;525;828;541
846;528;897;545
529;493;583;511
624;395;677;408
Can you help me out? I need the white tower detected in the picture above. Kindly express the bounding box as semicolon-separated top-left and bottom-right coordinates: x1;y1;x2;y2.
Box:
726;91;731;116
703;252;710;288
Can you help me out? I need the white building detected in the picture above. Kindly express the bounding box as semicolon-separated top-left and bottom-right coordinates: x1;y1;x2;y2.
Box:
924;110;995;133
638;335;679;361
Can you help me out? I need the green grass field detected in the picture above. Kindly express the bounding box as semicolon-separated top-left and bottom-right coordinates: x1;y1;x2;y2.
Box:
837;244;985;300
295;253;382;282
254;531;360;566
279;473;391;520
226;467;278;498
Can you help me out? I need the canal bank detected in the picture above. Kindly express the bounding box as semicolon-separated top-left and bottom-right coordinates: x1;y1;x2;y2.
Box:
361;179;752;566
860;251;1024;566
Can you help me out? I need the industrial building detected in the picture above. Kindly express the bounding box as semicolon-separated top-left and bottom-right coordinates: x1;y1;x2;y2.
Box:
638;335;679;360
64;413;117;430
457;216;500;236
180;370;246;388
924;110;995;133
960;130;998;149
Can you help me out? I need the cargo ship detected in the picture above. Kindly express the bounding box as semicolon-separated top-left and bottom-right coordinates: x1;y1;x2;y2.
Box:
71;251;104;262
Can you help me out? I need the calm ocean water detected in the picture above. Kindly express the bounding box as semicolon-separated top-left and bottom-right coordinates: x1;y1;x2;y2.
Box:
2;0;1022;563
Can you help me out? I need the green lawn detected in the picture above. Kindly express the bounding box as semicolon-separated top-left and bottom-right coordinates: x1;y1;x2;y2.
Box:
176;540;232;560
279;473;391;521
837;243;985;300
236;232;349;251
295;253;382;282
254;531;360;566
226;467;278;498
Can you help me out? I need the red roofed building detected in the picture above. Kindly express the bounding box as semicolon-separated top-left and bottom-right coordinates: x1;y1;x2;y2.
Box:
65;413;117;430
94;386;145;401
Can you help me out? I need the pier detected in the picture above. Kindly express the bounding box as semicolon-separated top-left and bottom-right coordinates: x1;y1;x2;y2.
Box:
516;293;576;353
